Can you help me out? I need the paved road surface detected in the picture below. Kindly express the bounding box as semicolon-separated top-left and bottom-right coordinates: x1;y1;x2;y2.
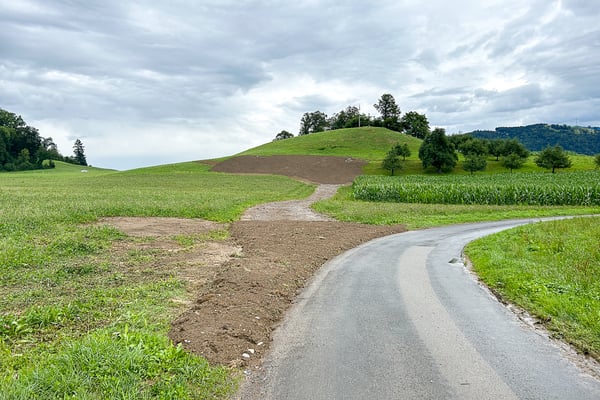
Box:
238;219;600;399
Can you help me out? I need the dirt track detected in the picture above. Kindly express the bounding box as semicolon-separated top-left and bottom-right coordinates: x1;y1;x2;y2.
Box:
103;155;405;371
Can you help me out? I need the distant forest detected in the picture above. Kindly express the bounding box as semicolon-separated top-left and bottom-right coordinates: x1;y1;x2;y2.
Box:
469;124;600;155
0;107;87;171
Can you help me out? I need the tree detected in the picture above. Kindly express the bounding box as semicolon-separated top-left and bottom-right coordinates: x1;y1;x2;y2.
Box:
463;154;487;174
328;106;368;130
299;111;328;135
274;130;294;141
535;145;572;173
501;139;529;159
595;153;600;169
458;138;488;156
393;143;411;160
418;128;458;173
488;139;505;161
382;150;402;176
374;94;401;131
73;139;87;166
501;153;525;173
400;111;430;139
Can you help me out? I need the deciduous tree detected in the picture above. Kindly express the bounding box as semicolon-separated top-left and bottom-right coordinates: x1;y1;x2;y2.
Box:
382;150;402;175
400;111;429;139
274;130;294;141
463;154;487;174
418;128;458;173
535;145;571;173
299;111;328;135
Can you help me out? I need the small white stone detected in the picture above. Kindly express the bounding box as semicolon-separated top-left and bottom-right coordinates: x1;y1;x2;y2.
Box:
242;353;251;359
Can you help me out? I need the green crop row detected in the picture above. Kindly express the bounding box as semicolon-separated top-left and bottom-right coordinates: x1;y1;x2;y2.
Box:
352;171;600;206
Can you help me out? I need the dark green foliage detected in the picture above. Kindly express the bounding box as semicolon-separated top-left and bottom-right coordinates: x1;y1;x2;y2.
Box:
535;145;572;173
374;94;401;131
382;150;402;175
73;139;87;166
0;107;64;171
459;138;488;156
393;143;411;160
328;106;371;129
463;154;487;174
274;130;294;141
595;154;600;169
299;111;328;135
418;128;458;173
501;139;529;159
501;153;526;172
400;111;430;139
470;124;600;155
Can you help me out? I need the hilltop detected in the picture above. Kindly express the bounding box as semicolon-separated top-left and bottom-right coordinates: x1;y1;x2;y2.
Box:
210;126;421;181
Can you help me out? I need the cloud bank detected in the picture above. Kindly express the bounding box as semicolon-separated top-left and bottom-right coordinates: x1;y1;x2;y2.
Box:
1;0;599;169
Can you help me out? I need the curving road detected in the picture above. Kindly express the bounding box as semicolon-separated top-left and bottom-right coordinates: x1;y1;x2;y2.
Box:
238;219;600;399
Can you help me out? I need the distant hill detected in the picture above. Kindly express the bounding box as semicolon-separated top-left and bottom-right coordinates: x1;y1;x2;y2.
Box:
468;124;600;155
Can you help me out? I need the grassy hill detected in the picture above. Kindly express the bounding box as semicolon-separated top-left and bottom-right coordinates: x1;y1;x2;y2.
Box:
238;127;422;160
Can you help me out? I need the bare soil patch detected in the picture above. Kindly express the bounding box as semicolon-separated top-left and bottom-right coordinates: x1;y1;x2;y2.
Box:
169;221;405;368
210;155;367;184
100;156;405;376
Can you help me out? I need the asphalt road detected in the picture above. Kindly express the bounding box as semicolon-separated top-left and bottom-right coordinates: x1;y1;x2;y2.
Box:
238;219;600;399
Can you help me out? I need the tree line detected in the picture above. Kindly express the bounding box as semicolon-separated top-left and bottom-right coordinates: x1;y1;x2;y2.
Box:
383;128;581;175
0;108;87;171
274;93;430;141
469;123;600;156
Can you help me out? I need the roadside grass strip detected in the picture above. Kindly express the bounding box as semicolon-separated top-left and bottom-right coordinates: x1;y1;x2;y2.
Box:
465;217;600;360
352;171;600;206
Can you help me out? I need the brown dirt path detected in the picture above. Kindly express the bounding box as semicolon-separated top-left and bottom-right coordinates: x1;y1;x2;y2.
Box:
102;155;405;378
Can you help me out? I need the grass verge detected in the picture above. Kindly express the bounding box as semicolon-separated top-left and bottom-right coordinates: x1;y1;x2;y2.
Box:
464;217;600;360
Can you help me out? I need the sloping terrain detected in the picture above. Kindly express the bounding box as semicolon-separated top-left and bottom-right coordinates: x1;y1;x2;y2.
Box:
210;154;367;184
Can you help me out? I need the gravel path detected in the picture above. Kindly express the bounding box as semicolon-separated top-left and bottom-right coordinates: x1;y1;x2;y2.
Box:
241;184;340;221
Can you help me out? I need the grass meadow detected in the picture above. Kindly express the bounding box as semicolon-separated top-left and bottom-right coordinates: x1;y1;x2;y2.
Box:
0;161;313;399
1;127;599;397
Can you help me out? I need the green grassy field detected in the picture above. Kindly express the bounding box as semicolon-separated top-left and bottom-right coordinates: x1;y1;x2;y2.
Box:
0;161;313;399
465;217;600;359
1;128;599;397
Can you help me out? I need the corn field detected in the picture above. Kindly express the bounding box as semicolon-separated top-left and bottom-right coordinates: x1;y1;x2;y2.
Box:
353;171;600;206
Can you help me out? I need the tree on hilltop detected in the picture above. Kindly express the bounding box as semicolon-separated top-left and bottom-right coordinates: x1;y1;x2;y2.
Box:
374;94;401;131
400;111;429;139
73;139;87;166
274;130;294;141
299;111;328;135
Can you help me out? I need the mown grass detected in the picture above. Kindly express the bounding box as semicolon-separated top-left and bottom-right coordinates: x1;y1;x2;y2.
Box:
0;161;314;398
465;217;600;359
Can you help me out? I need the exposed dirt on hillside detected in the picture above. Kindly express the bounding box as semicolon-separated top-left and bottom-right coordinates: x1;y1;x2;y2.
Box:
101;155;405;376
210;154;367;184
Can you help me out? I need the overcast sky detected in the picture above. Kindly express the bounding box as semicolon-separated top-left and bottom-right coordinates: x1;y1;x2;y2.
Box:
1;0;599;170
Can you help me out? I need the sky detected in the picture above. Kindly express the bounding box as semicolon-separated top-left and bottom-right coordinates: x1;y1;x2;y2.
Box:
1;0;599;170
